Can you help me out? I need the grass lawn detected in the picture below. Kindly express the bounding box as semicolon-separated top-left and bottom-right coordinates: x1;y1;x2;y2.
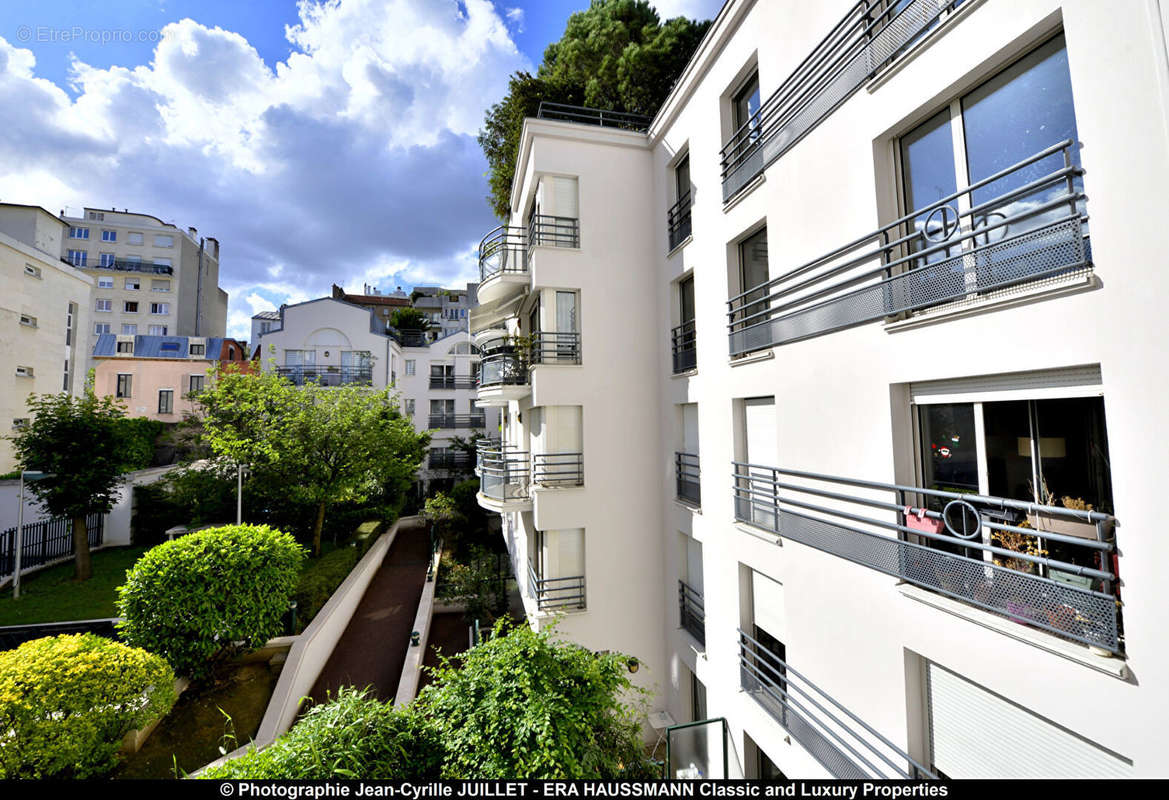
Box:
0;546;148;626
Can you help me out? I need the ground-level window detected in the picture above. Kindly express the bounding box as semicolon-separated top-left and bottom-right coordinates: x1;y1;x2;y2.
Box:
158;389;174;414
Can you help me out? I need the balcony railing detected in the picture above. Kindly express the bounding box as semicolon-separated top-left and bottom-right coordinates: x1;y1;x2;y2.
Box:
528;559;587;611
720;0;963;201
532;452;583;487
667;191;692;251
387;327;430;348
536;101;651;133
478;349;528;389
739;629;937;779
675;452;701;506
87;259;175;275
276;365;372;386
671;321;696;374
428;449;474;471
428;413;486;429
479;446;530;502
678;580;705;645
732;462;1121;654
727;140;1089;356
530;331;581;365
478;214;581;282
428;375;478;390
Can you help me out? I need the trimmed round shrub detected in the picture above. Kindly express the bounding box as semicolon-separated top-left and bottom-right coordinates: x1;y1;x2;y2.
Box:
199;687;444;779
0;633;176;778
117;524;306;679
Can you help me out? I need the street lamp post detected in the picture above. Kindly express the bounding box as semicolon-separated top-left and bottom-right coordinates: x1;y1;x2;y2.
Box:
14;471;53;600
236;463;249;525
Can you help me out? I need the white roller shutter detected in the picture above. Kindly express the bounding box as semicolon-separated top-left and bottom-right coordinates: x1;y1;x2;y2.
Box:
744;397;777;466
911;365;1102;404
926;662;1131;778
751;571;786;641
551;176;579;219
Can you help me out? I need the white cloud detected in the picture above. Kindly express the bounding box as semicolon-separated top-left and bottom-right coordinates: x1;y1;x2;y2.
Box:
652;0;725;20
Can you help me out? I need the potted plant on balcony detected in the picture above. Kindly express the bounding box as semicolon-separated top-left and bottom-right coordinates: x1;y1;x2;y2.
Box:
1026;480;1110;542
992;521;1048;624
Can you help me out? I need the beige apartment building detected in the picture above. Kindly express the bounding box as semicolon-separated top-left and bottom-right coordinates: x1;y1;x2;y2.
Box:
0;203;93;472
60;207;228;361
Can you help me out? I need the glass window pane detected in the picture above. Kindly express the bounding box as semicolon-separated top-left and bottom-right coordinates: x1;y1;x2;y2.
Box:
920;403;979;498
982;400;1034;503
901;108;959;266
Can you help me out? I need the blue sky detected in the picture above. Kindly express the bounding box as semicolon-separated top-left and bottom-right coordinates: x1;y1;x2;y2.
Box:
0;0;722;338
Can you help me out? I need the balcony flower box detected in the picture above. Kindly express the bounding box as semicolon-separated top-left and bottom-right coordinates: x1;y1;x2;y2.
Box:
1025;511;1109;542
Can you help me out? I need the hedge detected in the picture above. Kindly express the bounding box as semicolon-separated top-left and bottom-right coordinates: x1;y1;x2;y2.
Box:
117;524;306;679
293;546;359;631
0;633;176;778
199;687;444;779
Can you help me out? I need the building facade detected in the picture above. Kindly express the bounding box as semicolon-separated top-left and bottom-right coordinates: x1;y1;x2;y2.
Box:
471;0;1169;779
0;204;93;472
410;283;479;338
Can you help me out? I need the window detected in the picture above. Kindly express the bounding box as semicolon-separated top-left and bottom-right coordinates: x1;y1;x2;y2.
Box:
68;250;88;266
152;279;170;292
122;324;138;335
260;321;272;333
124;301;139;313
96;299;112;312
125;278;140;290
65;302;75;346
19;314;37;328
189;375;205;394
734;227;769;336
128;231;144;245
87;211;104;221
284;350;316;366
675;153;691;203
95;322;111;334
101;230;116;242
405;398;415;416
153;234;174;247
116;374;132;398
148;325;168;336
15;366;34;378
116;341;134;354
69;227;89;239
97;276;114;288
151;302;170;315
12;418;29;430
25;264;42;278
189;343;205;356
731;71;762;156
159;341;181;354
158;389;174;415
405;360;416;376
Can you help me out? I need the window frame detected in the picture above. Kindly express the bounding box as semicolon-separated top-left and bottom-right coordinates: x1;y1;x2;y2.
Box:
158;389;174;415
116;373;133;398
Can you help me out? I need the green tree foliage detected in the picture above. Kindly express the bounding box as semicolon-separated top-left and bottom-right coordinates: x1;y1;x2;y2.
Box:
0;633;176;778
437;545;507;625
199;687;444;779
390;307;431;332
116;524;306;679
416;620;655;778
8;383;142;580
479;0;711;218
195;367;428;556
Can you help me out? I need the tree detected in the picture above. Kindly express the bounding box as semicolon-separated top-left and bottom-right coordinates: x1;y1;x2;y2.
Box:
196;368;428;557
9;384;140;580
390;307;432;332
416;620;655;778
479;0;711;218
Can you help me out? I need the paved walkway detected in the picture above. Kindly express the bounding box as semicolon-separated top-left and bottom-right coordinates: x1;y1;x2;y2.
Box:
308;519;430;703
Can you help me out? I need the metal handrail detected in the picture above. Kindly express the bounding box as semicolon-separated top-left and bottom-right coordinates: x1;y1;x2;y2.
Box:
479;446;530;501
478;349;528;388
678;580;705;645
387;327;430;348
537;102;651;132
739;628;937;779
532;452;583;487
527;558;587;610
428;375;478;390
85;260;175;275
427;413;487;429
675;451;701;506
275;365;372;386
732;461;1121;653
668;191;693;251
671;321;697;374
428;449;474;470
530;331;581;365
529;214;579;249
478;225;528;281
727;140;1089;355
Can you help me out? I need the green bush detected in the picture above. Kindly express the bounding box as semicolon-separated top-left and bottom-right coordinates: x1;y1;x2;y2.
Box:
199;687;444;779
118;417;165;469
117;524;306;679
293;546;360;631
0;633;176;778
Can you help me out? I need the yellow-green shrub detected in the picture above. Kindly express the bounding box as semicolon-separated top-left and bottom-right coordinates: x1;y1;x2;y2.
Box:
0;633;176;778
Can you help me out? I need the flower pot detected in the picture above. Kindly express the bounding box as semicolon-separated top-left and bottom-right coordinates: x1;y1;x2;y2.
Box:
1006;600;1032;625
1026;511;1109;542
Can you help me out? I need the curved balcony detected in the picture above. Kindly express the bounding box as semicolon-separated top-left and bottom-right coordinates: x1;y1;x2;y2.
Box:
476;346;530;406
476;446;531;513
478;225;529;305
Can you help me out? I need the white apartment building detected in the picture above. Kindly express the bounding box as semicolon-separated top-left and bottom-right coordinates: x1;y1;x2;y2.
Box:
60;207;228;360
0;204;93;472
471;0;1169;779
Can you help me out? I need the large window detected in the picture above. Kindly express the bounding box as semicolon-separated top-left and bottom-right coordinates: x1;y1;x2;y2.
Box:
116;374;132;398
158;390;174;415
734;227;769;334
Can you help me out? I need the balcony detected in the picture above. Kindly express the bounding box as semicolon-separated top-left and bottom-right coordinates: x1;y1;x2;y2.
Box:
732;463;1121;654
478;214;580;305
477;445;531;511
427;413;486;429
739;629;936;779
675;452;700;506
532;452;583;487
678;580;705;646
276;365;372;386
530;331;581;366
428;375;478;390
528;559;586;611
671;321;696;374
536;101;651;133
87;259;175;275
387;327;430;348
667;191;692;252
428;449;473;471
720;0;963;202
728;141;1090;356
477;345;529;405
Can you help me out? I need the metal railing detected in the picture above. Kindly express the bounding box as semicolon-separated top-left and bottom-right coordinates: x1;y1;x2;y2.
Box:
87;259;175;275
428;375;478;390
387;327;430;348
728;140;1089;356
732;462;1121;653
529;214;580;249
671;321;697;373
720;0;963;201
276;365;372;386
679;580;705;645
428;449;474;471
428;413;487;429
668;191;693;251
676;452;701;506
478;349;528;389
1;513;104;579
530;331;581;365
528;559;587;610
479;446;530;502
532;452;583;487
478;215;581;281
739;629;937;779
537;101;651;133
